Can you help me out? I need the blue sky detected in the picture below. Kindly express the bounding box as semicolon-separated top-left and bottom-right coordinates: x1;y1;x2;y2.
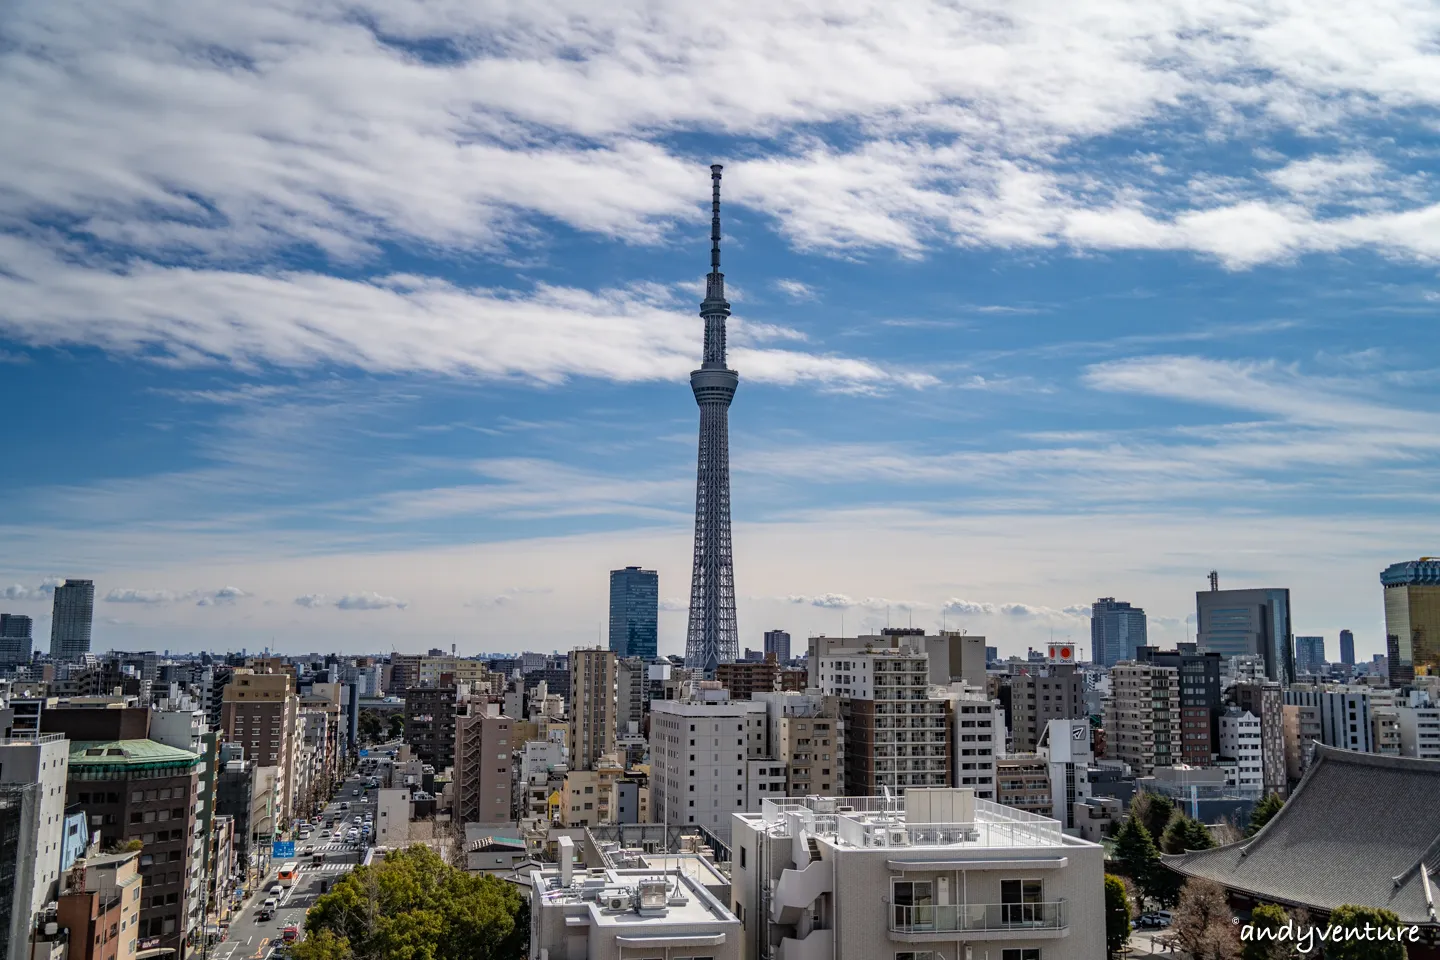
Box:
2;0;1438;658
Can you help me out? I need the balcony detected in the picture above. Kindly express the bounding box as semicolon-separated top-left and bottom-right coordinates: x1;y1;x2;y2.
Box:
889;901;1068;941
779;929;833;960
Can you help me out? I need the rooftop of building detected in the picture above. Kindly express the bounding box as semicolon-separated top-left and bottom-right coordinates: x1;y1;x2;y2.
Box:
1382;558;1440;586
532;864;735;927
741;787;1097;852
69;738;201;768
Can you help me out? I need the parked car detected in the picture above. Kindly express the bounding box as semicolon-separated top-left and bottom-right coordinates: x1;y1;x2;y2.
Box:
1137;911;1173;928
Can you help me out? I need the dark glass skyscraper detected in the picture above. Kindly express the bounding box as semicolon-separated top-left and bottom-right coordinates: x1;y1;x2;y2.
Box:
1091;597;1147;667
1294;635;1326;676
48;579;95;660
1195;584;1294;685
1339;628;1355;666
763;629;791;663
609;567;658;660
0;615;32;669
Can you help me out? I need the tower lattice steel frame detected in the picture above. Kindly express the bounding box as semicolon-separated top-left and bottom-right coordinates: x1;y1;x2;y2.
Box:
685;164;739;677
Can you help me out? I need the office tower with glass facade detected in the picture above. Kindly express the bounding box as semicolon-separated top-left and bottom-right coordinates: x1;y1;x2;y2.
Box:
763;628;791;663
0;615;32;669
1196;585;1294;685
608;567;658;660
1091;597;1148;667
1339;629;1356;667
1382;558;1440;685
48;579;95;660
1294;635;1326;677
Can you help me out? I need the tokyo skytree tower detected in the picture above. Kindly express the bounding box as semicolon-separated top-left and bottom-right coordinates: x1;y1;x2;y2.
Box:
685;164;739;677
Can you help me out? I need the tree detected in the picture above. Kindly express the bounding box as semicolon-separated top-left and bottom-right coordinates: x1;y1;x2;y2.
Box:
1172;878;1240;960
1105;874;1131;958
1325;905;1407;960
1161;814;1217;855
359;711;383;743
1115;812;1177;906
1241;903;1299;960
1133;791;1178;842
1245;793;1285;838
297;845;528;960
387;713;406;739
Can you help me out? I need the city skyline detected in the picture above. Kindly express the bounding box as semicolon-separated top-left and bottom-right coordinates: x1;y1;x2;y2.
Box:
1;2;1438;656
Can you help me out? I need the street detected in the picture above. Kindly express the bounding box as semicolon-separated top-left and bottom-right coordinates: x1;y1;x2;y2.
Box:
209;769;379;960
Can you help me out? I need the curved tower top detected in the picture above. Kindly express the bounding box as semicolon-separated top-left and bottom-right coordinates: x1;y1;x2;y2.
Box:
686;163;739;677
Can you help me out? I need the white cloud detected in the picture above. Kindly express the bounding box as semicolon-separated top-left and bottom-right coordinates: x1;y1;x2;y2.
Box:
943;598;996;616
3;0;1440;277
294;594;327;608
0;577;63;601
659;597;688;612
0;237;927;391
335;592;409;611
774;279;818;302
105;588;181;604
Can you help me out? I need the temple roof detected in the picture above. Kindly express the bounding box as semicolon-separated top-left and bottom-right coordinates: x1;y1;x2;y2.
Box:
1162;745;1440;924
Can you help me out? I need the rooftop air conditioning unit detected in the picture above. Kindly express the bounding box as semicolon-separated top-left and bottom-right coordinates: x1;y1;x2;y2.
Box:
607;895;629;911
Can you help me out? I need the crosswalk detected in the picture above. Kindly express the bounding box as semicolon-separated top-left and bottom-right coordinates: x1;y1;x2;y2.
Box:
310;862;355;874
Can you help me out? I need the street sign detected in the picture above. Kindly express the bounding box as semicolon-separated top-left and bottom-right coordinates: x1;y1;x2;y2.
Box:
272;840;295;858
359;749;369;757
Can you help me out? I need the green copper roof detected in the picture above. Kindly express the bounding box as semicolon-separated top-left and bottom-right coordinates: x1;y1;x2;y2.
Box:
69;739;201;767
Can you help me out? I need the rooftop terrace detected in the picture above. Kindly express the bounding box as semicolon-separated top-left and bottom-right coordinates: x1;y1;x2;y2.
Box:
751;789;1074;849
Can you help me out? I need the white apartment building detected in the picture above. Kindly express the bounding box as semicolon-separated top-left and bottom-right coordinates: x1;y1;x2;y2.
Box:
1283;686;1374;753
1036;718;1093;832
517;740;568;820
815;649;949;794
940;686;1003;800
529;836;742;960
149;698;210;937
1218;708;1263;792
731;787;1105;960
652;688;786;843
1397;694;1440;760
0;732;69;960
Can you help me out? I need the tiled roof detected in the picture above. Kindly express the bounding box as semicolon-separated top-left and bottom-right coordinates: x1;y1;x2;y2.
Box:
1163;745;1440;924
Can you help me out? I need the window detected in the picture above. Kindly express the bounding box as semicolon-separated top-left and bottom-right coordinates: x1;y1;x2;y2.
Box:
1000;879;1043;924
892;880;933;929
896;953;933;960
1001;952;1040;960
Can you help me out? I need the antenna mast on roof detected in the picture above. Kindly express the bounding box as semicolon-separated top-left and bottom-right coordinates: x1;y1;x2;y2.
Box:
1208;570;1219;592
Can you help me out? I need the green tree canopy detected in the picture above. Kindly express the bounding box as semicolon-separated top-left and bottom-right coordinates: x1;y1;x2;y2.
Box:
1325;905;1408;960
1133;791;1178;842
387;713;406;739
1161;814;1217;855
358;711;383;742
295;845;528;960
1105;873;1131;958
1245;793;1285;838
1241;902;1299;960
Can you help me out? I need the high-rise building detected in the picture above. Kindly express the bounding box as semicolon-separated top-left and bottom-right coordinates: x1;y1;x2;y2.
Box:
48;579;95;660
650;686;783;842
615;657;647;733
454;701;513;824
763;629;790;663
685;165;740;678
403;680;460;768
1003;661;1087;753
608;566;658;660
221;670;299;823
715;655;781;700
1105;661;1182;776
0;731;69;960
1135;644;1222;764
1195;582;1294;685
0;614;33;669
1231;681;1287;797
568;649;617;771
1382;558;1440;685
1339;628;1356;667
815;647;950;794
752;691;844;797
1284;686;1374;753
1091;597;1147;667
1294;635;1326;676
